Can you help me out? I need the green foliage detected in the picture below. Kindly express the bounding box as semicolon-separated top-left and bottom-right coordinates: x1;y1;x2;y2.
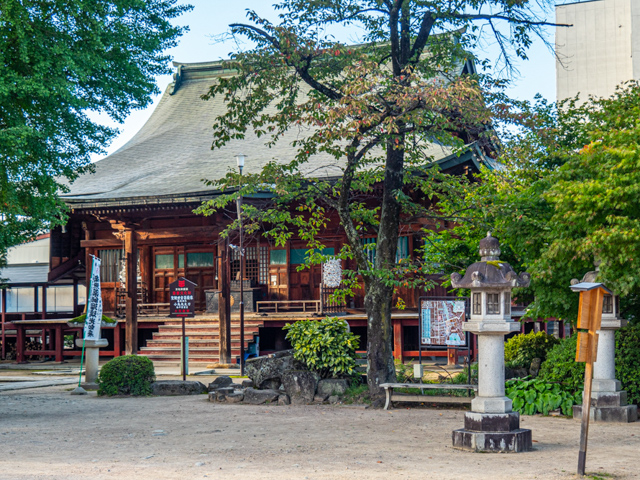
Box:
341;383;370;405
435;82;640;320
615;323;640;405
538;335;585;394
284;317;360;379
504;331;560;369
0;0;191;256
506;377;581;416
69;313;117;325
97;355;156;396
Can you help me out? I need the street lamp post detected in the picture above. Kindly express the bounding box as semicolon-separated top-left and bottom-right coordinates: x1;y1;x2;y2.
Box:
235;154;246;376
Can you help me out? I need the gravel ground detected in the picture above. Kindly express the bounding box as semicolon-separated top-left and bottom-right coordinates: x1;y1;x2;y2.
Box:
1;384;639;480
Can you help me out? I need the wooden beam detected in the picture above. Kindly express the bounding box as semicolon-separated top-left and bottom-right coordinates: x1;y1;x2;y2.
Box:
124;229;138;355
1;288;6;360
393;320;403;363
218;238;231;364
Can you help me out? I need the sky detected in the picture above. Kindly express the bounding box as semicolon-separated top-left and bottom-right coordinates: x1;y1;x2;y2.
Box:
94;0;559;159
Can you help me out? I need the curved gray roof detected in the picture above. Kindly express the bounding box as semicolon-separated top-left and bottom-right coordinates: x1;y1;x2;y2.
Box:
62;61;470;207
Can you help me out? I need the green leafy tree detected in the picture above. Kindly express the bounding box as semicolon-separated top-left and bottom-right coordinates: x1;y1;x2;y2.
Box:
433;82;640;321
0;0;191;259
197;0;557;406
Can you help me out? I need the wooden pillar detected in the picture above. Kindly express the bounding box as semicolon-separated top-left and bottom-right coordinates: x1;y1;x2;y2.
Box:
16;324;25;364
73;279;79;316
393;320;403;363
41;285;47;319
124;229;138;355
114;322;122;357
218;237;231;364
1;288;6;360
55;324;64;362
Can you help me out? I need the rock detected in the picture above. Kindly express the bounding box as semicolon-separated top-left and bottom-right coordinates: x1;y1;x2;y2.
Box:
529;358;542;377
314;394;329;404
244;350;304;390
281;370;320;405
241;379;254;389
225;392;244;403
215;387;235;402
229;383;243;389
243;388;280;405
259;378;282;390
151;381;207;396
328;395;340;404
278;394;291;406
317;379;349;397
208;376;233;392
208;392;216;402
505;367;528;380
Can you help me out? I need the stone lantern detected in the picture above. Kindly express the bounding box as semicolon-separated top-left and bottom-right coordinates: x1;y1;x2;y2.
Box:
450;232;532;452
571;270;638;422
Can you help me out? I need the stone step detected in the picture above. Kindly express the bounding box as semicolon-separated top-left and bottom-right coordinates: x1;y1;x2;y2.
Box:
139;354;241;363
146;340;247;348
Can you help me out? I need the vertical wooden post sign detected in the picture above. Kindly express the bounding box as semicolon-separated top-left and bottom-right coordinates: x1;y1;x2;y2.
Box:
169;278;196;381
570;282;611;476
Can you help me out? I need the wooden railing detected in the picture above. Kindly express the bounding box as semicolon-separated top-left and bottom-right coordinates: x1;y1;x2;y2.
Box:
256;300;321;314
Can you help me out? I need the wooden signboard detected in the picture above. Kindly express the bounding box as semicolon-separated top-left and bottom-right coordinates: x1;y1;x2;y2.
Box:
570;282;611;476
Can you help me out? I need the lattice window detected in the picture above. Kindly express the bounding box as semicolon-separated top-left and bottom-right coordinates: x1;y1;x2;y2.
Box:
472;293;482;315
486;293;500;314
503;292;511;315
602;294;614;314
259;246;268;285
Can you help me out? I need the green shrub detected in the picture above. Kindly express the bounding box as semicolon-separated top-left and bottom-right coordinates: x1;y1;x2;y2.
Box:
284;317;359;379
506;377;581;416
504;331;560;369
538;335;584;394
616;323;640;405
97;355;156;396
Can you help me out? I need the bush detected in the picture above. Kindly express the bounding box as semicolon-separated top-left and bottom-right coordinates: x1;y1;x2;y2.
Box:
97;355;156;396
506;377;581;416
504;331;560;369
284;317;359;379
538;335;584;394
616;323;640;405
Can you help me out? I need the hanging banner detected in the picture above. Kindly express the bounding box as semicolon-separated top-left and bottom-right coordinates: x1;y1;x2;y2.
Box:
84;256;103;341
420;299;466;346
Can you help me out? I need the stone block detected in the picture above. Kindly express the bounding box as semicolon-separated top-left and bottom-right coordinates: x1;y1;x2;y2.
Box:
592;379;621;393
317;379;349;397
278;394;291;406
242;379;254;389
208;376;233;392
328;395;340;404
573;404;638;423
243;388;280;405
152;381;207;396
215;387;235;402
282;370;320;405
225;392;244;403
452;428;532;452
471;396;512;414
464;412;521;433
592;390;627;407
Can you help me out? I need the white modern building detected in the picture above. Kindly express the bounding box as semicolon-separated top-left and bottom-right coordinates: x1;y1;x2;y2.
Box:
556;0;640;101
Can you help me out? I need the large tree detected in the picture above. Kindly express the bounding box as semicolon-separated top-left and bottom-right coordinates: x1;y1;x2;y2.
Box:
198;0;557;405
432;82;640;321
0;0;191;261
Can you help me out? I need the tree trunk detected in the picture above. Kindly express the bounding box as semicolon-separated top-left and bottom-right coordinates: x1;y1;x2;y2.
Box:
364;278;397;407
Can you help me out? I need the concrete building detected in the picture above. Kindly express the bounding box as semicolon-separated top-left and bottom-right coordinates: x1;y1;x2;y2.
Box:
556;0;640;101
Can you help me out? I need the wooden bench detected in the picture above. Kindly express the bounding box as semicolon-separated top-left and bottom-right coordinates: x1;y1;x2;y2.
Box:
381;383;477;410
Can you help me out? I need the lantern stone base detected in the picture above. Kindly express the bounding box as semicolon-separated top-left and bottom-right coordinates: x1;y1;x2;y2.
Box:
573;399;637;423
452;412;532;452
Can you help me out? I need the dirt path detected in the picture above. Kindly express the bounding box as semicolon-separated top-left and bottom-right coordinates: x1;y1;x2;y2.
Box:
1;385;639;480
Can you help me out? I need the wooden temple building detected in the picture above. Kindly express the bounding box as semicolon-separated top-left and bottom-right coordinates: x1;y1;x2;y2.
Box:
2;60;533;366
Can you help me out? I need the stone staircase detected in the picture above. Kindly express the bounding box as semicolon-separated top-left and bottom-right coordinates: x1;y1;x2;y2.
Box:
138;319;264;366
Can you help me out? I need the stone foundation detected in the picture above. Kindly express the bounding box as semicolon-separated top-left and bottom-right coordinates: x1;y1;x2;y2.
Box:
573;404;637;423
452;412;532;453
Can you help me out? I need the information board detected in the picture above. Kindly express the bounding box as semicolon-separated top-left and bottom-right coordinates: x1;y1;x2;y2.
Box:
420;299;466;346
169;277;196;318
